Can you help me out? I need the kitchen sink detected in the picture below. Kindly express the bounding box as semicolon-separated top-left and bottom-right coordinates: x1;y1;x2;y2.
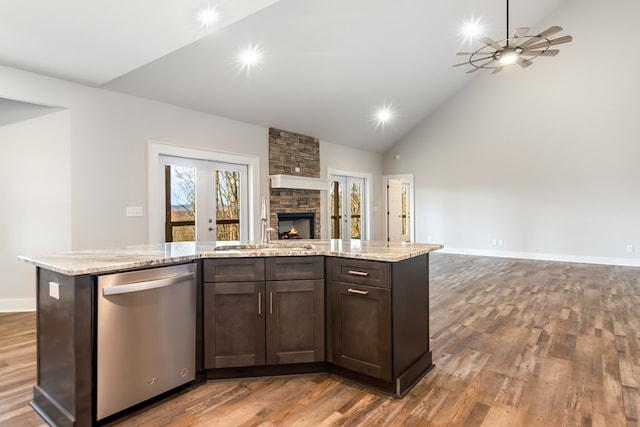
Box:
213;243;315;252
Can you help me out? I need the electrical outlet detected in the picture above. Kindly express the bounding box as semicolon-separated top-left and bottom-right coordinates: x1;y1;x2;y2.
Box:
492;239;498;246
49;281;60;300
626;244;634;253
126;207;144;217
498;239;504;246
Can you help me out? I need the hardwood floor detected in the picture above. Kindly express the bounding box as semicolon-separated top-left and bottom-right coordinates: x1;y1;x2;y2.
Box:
2;253;639;426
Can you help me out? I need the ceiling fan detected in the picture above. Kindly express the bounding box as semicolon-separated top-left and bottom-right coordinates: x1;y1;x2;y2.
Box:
454;0;573;74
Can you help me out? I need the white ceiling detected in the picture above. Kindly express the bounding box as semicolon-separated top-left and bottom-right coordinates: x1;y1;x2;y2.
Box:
0;0;569;152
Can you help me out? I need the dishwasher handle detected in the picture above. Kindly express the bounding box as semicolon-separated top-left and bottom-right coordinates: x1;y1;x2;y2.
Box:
102;272;194;296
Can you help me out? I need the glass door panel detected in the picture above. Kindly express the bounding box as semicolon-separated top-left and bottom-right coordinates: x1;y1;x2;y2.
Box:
166;165;197;242
214;169;241;241
330;180;343;239
349;179;362;239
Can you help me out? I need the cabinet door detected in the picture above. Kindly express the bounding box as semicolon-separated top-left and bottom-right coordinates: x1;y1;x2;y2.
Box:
265;280;324;365
327;281;392;381
204;282;265;368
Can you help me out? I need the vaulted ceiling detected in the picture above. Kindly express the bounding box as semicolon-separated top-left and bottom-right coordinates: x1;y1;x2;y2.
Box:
0;0;569;152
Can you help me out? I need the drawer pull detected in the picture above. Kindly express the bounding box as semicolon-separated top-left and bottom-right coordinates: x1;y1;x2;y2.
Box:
258;292;262;315
347;288;369;296
348;270;369;277
269;292;273;314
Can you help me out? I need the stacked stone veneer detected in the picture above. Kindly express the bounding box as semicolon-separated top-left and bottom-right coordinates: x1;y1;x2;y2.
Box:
269;128;321;239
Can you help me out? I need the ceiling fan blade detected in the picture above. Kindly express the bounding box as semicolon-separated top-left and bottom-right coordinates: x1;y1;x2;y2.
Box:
548;35;573;45
521;49;559;56
524;35;573;51
492;66;504;74
466;58;497;72
517;58;533;68
453;55;494;67
512;27;530;40
537;26;564;39
481;37;504;51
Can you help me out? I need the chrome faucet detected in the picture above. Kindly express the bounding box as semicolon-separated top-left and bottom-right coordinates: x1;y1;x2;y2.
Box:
260;197;271;244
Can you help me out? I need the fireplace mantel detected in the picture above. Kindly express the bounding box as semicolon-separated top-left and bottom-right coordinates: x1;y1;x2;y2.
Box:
270;174;330;191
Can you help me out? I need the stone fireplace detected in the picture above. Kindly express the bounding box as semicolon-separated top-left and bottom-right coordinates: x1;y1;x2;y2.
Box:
269;128;321;240
277;212;315;239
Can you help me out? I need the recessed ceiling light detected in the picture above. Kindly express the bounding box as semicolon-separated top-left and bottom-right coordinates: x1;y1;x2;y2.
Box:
460;16;484;42
376;106;393;124
237;45;263;71
372;104;394;131
197;5;218;29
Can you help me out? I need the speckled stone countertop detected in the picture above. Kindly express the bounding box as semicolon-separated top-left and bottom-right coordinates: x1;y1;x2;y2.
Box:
18;240;444;276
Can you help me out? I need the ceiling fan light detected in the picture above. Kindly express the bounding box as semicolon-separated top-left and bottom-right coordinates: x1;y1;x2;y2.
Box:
498;50;519;65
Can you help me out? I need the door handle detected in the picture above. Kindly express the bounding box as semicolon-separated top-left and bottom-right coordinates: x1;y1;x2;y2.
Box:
102;272;194;296
348;270;369;277
347;288;369;296
258;292;262;315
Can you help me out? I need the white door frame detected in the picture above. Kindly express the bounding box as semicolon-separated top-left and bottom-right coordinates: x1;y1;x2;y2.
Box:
382;173;415;242
148;141;260;244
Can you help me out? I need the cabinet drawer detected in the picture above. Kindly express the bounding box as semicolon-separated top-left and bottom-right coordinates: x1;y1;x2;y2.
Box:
203;258;265;282
266;256;324;281
326;257;391;288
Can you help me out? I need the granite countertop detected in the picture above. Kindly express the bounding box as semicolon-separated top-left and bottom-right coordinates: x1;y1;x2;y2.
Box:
18;240;444;276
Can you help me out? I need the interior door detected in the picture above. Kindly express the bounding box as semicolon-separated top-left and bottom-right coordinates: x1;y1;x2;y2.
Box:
387;179;403;242
386;177;413;242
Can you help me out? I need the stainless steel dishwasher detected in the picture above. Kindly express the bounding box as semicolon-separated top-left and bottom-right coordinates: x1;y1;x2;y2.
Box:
96;263;196;421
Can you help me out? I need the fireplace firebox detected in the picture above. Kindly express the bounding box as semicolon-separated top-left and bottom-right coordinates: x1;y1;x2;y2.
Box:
277;212;315;239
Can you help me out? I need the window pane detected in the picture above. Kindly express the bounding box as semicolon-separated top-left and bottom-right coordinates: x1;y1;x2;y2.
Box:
330;181;342;239
350;182;361;239
172;225;195;242
166;165;196;242
401;186;408;236
216;170;241;241
171;166;196;222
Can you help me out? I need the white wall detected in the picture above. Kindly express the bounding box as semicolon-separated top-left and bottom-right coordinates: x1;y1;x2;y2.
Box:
67;86;269;249
0;110;72;310
320;140;384;240
383;0;640;266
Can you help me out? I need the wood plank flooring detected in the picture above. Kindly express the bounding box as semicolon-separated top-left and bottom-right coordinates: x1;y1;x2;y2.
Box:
1;253;639;426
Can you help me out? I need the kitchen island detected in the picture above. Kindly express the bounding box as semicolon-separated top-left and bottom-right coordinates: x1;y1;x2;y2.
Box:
19;240;442;427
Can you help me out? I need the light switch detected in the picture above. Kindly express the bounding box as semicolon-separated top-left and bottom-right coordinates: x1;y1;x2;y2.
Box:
126;207;144;217
49;282;60;300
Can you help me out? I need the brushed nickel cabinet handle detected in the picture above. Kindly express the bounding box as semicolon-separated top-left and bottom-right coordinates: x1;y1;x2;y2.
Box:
258;292;262;315
348;270;369;277
269;292;273;314
347;288;369;296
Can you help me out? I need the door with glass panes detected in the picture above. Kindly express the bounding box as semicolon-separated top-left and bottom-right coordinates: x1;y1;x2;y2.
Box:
161;155;248;242
330;175;365;240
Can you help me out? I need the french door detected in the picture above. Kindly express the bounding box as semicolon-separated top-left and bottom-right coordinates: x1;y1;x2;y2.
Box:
161;155;248;242
329;175;365;240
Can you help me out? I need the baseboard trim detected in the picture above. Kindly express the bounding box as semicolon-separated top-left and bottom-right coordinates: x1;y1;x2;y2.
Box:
438;248;640;267
0;298;36;312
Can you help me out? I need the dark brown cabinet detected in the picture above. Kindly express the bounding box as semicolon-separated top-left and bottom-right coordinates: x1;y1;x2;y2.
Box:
266;279;324;364
326;255;432;396
327;281;392;380
204;280;266;368
204;257;324;369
